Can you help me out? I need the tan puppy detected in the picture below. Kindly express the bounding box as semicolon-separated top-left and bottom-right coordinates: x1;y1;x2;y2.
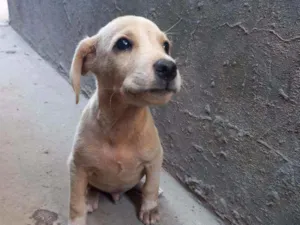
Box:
67;15;181;225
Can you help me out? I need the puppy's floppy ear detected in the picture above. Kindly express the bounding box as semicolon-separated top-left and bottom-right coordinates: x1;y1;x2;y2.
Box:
70;35;98;104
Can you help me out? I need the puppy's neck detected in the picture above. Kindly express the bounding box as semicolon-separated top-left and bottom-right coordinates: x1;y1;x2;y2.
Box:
95;86;150;144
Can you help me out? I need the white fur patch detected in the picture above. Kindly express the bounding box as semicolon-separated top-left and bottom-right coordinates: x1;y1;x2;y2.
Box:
137;176;164;197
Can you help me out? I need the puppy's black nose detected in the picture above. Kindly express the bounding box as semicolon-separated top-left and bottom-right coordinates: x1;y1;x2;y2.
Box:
154;59;177;82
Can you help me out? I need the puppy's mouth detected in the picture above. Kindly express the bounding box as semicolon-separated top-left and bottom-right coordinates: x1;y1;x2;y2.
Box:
124;86;176;95
121;85;176;105
148;87;176;94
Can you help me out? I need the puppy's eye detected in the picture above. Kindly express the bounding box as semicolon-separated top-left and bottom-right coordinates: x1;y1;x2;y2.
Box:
114;38;132;51
163;41;170;54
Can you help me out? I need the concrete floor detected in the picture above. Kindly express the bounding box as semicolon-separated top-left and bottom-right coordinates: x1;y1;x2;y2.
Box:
0;19;221;225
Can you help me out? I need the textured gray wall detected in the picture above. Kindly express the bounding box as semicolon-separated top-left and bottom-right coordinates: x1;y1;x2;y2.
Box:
8;0;300;224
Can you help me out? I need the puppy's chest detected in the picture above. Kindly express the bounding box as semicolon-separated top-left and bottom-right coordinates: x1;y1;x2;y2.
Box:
111;148;142;173
88;145;149;175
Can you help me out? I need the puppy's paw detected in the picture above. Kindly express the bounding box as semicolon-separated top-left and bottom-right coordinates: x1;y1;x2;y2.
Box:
139;201;160;225
111;193;122;204
86;201;98;213
68;216;86;225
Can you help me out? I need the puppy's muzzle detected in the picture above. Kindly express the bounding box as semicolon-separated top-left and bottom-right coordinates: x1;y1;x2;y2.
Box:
154;59;177;82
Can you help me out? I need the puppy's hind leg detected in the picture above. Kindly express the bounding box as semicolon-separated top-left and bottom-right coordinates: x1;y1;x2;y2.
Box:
86;186;99;213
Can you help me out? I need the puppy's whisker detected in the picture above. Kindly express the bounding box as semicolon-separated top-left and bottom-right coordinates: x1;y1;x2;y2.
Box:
109;90;117;109
134;72;147;77
165;32;179;36
180;78;188;93
164;18;182;34
98;88;118;91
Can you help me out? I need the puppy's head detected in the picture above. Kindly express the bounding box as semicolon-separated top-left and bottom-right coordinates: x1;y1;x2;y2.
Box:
70;16;181;105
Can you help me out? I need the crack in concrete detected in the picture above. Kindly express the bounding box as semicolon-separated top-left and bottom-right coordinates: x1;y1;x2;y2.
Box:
114;0;122;13
62;0;72;27
219;22;300;43
257;139;300;168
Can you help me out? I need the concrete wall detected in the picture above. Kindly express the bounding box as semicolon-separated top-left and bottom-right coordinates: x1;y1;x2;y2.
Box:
8;1;300;224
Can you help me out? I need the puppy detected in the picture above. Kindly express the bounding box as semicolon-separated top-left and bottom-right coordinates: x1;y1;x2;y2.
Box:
67;15;181;225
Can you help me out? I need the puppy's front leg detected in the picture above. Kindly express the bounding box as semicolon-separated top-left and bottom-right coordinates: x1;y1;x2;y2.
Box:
140;152;163;225
69;163;88;225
